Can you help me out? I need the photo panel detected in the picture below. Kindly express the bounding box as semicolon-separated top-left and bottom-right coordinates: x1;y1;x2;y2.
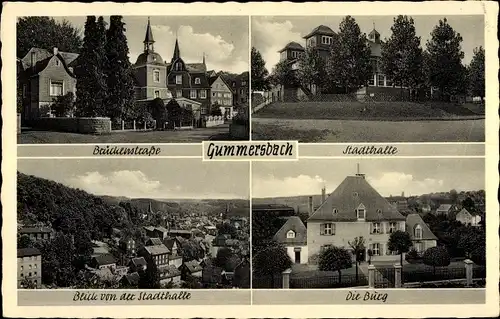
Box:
252;158;486;303
17;15;250;144
15;158;250;305
251;15;485;143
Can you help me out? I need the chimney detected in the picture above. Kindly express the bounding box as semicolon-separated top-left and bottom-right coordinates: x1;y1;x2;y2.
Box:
30;51;36;69
321;187;326;204
53;47;59;55
308;196;314;215
402;191;405;198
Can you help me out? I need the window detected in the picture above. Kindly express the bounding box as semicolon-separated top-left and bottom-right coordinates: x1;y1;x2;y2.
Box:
201;106;208;114
287;230;295;239
321;223;334;235
356;204;366;220
308;37;316;47
176;62;181;71
321;36;332;45
320;244;333;252
175;75;182;84
414;225;423;239
377;74;385;87
195;77;201;84
376;209;382;215
34;271;37;276
212;92;216;97
29;264;32;270
218;92;223;97
50;80;63;96
332;208;338;215
20;273;24;277
389;222;396;234
280;51;287;61
242;81;247;86
176;90;182;98
292;51;298;58
371;222;381;234
368;74;375;86
20;266;23;271
200;90;206;99
55;59;60;66
153;69;160;83
386;77;393;87
154;90;160;98
29;272;32;277
190;90;197;99
371;243;380;256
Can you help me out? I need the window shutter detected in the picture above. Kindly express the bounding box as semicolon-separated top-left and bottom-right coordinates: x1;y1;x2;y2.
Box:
332;224;336;235
320;223;325;235
370;223;373;234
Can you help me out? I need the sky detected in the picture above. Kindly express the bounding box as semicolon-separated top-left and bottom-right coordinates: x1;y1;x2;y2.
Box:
53;16;249;74
252;15;485;73
18;159;250;200
252;158;485;198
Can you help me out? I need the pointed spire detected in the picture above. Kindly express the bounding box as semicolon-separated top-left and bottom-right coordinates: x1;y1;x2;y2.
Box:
144;17;155;52
172;37;181;61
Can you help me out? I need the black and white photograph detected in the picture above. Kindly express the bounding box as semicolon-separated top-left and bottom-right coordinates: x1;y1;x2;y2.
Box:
251;15;485;142
252;159;486;290
17;15;250;144
17;159;250;289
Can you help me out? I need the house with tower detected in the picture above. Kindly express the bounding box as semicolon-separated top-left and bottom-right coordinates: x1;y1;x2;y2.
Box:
273;23;406;101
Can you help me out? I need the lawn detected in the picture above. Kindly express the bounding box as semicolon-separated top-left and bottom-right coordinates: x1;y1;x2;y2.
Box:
289;263;367;288
253;101;485;121
252;118;485;142
18;123;234;144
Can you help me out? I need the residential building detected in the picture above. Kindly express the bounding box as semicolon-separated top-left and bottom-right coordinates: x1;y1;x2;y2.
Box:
273;216;308;264
17;47;78;122
455;208;482;227
120;272;140;287
435;204;458;216
90;254;117;271
307;173;407;262
168;229;192;239
128;257;148;273
145;237;163;246
387;195;409;212
19;226;54;241
18;247;42;288
210;74;235;118
278;41;305;62
204;225;217;236
406;214;438;255
234;71;249;105
163;237;183;268
179;260;203;280
137;244;171;268
159;265;182;286
91;240;110;257
118;238;136;257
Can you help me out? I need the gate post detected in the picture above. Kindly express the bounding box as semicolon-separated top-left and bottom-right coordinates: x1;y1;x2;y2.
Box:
368;264;375;288
282;268;292;289
394;263;402;288
133;120;136;131
121;120;124;130
464;259;474;286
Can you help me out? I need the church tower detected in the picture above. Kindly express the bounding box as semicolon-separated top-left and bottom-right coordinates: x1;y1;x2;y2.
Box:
132;17;170;101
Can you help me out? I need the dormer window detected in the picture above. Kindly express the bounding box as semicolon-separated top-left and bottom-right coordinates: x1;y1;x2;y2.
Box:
55;59;60;66
353;192;359;197
195;77;201;84
287;230;295;239
321;36;332;45
376;209;382;215
333;208;338;215
356;203;366;220
414;224;423;239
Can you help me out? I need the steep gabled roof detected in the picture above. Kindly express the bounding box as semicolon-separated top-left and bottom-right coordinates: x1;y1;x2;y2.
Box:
93;253;116;266
308;175;406;222
273;216;307;245
406;213;438;241
436;204;454;212
144;244;170;256
303;25;336;39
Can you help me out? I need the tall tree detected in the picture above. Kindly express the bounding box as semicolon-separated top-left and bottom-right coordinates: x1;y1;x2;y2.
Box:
422;246;451;275
467;46;485;100
388;230;413;267
297;46;326;94
348;236;365;282
381;15;423;96
96;16;108;114
325;16;372;93
252;242;292;288
17;17;83;58
75;16;106;117
105;16;136;122
251;47;270;91
270;59;299;87
425;18;466;101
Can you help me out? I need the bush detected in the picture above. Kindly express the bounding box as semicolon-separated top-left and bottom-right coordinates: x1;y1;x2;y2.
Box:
406;249;420;261
318;246;352;276
423;246;451;273
232;105;249;126
51;92;75;117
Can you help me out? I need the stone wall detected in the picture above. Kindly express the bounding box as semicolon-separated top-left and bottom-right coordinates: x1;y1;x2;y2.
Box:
33;117;112;134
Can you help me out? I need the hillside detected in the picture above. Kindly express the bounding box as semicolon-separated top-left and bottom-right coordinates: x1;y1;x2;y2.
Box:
253;194;323;214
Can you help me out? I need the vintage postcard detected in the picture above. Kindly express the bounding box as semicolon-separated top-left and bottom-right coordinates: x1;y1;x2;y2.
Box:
2;1;499;318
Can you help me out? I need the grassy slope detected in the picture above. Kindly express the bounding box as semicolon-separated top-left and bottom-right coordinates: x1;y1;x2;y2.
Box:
253;102;484;120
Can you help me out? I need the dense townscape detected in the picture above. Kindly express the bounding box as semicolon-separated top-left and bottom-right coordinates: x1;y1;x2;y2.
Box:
17;172;250;289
